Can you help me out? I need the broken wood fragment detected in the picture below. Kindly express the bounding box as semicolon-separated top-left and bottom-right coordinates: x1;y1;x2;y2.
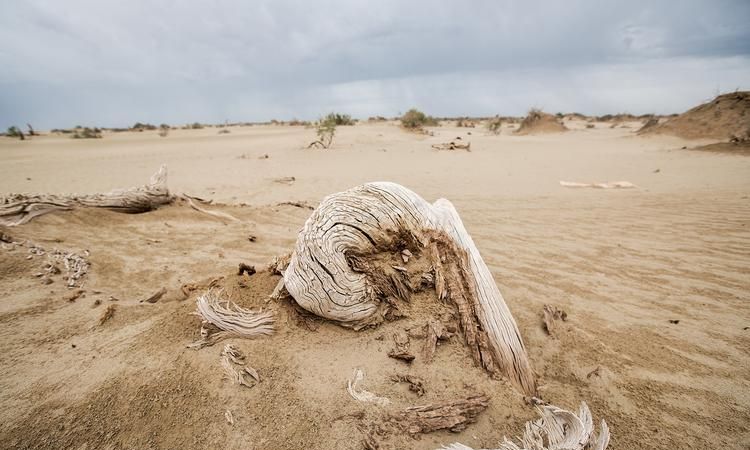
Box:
390;374;425;396
143;287;167;303
431;141;471;151
395;394;489;434
98;305;116;326
542;304;568;336
238;263;256;276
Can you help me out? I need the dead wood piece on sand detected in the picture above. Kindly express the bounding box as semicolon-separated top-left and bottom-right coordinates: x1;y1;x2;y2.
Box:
559;180;636;189
65;289;85;302
98;305;116;326
390;374;425;396
388;330;415;363
188;289;275;349
272;176;296;185
0;165;173;226
277;201;315;210
395;394;489;434
142;287;167;303
542;304;568;336
181;194;240;223
347;368;390;407
221;344;260;387
439;401;610;450
225;410;234;425
431;141;471;151
423;318;451;362
282;182;538;396
238;263;256;276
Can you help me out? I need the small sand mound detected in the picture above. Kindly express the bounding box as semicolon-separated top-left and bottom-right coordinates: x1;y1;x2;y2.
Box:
639;91;750;140
515;109;568;135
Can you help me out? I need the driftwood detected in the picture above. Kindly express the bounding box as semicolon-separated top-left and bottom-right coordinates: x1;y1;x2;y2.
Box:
0;165;174;226
390;374;425;396
432;141;471;151
396;394;489;434
188;290;275;349
438;402;609;450
282;182;537;396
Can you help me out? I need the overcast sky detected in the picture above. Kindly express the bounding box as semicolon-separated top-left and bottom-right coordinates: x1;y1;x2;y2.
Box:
1;0;749;129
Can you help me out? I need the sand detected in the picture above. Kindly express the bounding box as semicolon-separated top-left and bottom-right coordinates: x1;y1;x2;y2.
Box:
1;121;749;449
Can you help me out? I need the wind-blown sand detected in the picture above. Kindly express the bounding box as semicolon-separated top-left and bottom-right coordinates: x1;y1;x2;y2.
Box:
1;121;749;449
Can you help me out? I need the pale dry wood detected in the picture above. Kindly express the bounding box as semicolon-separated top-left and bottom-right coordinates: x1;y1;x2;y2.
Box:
347;368;390;407
438;402;610;450
282;182;537;396
0;165;174;226
189;290;275;349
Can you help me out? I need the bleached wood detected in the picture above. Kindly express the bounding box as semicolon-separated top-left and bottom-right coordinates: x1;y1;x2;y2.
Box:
438;402;610;450
0;165;173;226
283;182;537;396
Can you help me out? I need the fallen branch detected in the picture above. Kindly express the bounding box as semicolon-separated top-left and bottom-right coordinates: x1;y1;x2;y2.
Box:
182;194;240;222
559;181;636;189
0;165;173;226
431;141;471;151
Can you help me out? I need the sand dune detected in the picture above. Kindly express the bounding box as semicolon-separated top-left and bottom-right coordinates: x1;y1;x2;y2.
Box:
1;121;749;449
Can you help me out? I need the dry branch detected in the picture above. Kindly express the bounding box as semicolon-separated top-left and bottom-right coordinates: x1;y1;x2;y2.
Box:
189;290;274;349
282;182;537;396
542;304;567;336
0;165;173;226
432;141;471;151
347;368;390;407
438;402;610;450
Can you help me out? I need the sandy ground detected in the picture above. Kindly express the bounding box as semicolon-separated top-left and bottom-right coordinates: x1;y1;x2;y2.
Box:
1;121;749;449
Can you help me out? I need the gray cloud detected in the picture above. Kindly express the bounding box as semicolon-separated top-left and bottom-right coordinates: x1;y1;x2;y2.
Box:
1;0;749;129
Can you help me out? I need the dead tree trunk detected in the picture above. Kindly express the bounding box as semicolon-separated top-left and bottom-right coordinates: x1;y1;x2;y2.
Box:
282;182;537;396
0;165;174;226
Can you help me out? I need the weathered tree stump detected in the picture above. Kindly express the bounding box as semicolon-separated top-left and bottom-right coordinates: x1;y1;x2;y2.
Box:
281;182;537;396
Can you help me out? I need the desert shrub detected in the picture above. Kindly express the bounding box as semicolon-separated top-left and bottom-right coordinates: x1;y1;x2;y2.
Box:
309;115;337;148
218;129;231;134
158;124;169;137
456;118;476;128
71;127;102;139
6;126;25;140
324;113;354;126
486;117;503;135
132;122;157;131
401;108;438;129
586;124;595;129
288;119;311;126
190;122;204;129
368;116;387;122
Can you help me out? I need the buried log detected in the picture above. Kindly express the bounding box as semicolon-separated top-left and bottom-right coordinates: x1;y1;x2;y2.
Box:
281;182;537;396
0;165;174;226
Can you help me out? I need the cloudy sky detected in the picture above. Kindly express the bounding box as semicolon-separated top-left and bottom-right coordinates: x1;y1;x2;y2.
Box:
1;0;749;129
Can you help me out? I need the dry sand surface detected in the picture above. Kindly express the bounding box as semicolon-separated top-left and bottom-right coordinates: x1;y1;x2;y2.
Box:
1;121;749;449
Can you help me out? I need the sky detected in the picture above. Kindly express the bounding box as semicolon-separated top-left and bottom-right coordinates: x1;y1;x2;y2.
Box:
1;0;749;129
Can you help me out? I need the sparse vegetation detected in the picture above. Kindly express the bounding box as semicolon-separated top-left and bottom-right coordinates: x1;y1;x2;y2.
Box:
218;129;231;134
132;122;157;131
308;115;337;149
6;126;25;140
158;124;169;137
456;118;476;128
325;113;355;126
486;117;503;135
71;127;102;139
401;108;438;130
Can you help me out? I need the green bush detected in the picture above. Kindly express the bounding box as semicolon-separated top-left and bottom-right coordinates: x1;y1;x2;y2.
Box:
6;126;25;140
71;127;102;139
401;108;438;129
486;117;503;135
324;113;354;126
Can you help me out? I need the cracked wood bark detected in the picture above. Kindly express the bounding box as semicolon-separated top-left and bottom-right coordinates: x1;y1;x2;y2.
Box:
0;165;173;226
282;182;537;396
